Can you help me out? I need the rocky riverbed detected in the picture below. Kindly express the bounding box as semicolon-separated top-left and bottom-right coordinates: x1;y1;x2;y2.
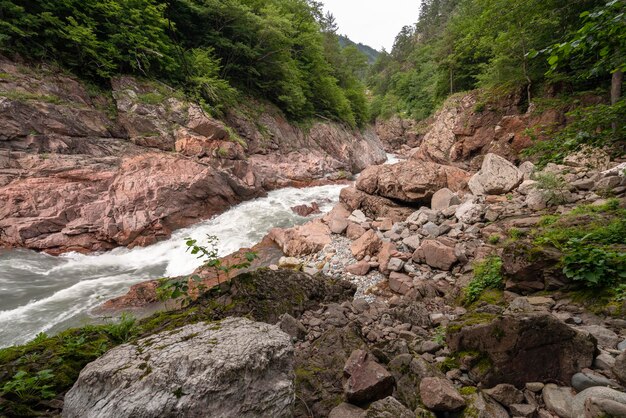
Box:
1;66;625;417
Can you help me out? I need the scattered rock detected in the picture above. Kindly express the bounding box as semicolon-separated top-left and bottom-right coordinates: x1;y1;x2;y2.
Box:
572;371;614;392
543;384;575;418
455;201;485;224
483;383;524;406
613;351;626;385
388;272;413;295
343;349;395;405
419;240;458;271
330;218;350;234
63;318;295;418
402;235;421;251
419;377;466;412
571;387;626;418
431;188;461;211
578;325;620;349
346;260;372;276
278;313;307;341
291;202;321;217
279;256;302;270
364;396;415;418
463;391;510;418
329;403;365;418
351;230;382;261
347;223;367;240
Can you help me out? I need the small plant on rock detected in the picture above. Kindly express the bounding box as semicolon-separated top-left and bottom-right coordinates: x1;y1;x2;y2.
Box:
532;172;569;206
465;256;504;304
157;235;258;307
104;313;137;343
1;369;55;401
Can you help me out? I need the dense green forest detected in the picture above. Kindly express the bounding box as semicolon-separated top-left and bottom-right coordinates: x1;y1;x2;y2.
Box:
0;0;371;127
368;0;625;122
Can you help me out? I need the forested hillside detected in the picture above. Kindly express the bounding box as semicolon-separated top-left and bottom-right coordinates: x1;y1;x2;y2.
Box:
338;35;380;64
0;0;370;127
369;0;625;124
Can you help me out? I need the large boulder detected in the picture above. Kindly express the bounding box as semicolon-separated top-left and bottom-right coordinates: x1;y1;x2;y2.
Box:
63;318;294;418
340;187;414;222
468;153;523;195
356;160;470;206
447;313;596;387
269;219;332;257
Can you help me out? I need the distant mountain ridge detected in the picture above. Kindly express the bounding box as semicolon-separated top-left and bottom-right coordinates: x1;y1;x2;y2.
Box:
338;35;380;64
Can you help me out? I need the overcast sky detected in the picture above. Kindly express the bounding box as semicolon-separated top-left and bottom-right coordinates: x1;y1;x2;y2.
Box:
322;0;421;51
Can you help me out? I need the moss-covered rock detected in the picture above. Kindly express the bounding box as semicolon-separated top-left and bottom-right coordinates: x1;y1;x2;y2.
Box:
446;313;596;387
0;268;355;417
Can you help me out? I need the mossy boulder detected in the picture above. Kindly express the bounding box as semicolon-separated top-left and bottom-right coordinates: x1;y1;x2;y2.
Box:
0;268;355;417
446;313;596;388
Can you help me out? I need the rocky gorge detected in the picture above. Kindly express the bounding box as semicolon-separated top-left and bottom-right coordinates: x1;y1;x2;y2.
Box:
0;57;386;255
2;60;626;418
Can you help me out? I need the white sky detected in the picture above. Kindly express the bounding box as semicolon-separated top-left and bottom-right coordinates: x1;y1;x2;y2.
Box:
322;0;421;51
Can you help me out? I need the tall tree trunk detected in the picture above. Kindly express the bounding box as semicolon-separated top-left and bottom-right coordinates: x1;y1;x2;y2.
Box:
611;69;623;105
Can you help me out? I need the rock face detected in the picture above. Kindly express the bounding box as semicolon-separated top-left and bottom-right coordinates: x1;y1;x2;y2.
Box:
375;117;422;152
355;160;470;206
0;57;386;253
468;153;523;195
411;90;572;169
447;313;596;387
63;318;295;418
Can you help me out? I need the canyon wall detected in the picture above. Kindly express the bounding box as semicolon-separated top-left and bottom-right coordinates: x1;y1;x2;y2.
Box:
0;58;386;253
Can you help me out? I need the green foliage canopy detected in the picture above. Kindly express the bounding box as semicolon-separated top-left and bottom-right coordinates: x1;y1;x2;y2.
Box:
0;0;371;126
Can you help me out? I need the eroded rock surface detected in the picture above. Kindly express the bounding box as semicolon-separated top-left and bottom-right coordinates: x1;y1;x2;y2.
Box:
63;318;295;418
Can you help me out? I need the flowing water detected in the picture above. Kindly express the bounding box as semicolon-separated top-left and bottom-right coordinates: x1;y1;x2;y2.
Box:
0;154;398;348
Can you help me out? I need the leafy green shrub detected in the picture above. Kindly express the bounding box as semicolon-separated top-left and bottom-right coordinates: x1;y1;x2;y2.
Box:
2;370;55;401
561;236;626;287
523;100;626;167
465;256;504;304
532;200;626;289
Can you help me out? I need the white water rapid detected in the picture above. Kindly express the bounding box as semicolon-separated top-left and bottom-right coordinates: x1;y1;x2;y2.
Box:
0;154;399;348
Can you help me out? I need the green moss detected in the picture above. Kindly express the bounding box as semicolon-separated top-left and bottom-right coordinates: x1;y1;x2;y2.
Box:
438;357;459;372
459;386;478;396
137;92;165;105
0;90;64;104
447;313;497;334
464;257;504;304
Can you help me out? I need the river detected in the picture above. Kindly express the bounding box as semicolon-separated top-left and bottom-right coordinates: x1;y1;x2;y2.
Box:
0;154;400;348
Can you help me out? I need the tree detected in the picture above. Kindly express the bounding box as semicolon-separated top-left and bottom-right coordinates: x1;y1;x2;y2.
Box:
541;0;626;104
